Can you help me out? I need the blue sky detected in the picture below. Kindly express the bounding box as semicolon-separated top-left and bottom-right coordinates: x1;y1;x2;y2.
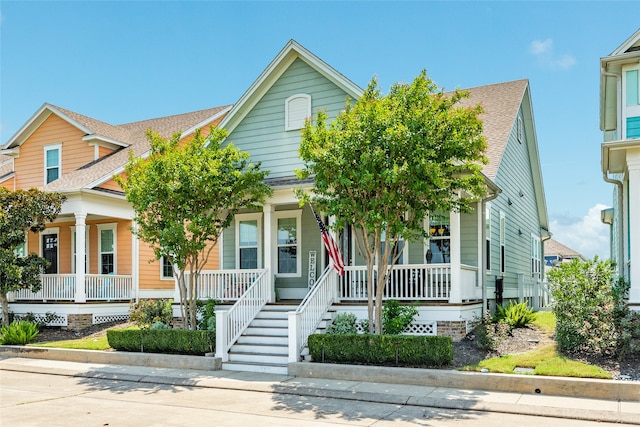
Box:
1;1;639;258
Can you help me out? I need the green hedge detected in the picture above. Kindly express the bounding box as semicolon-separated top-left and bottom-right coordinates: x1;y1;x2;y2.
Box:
308;334;453;367
107;329;215;355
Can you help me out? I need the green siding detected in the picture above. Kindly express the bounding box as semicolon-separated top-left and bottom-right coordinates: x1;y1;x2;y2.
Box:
491;109;542;291
460;210;479;266
626;116;640;138
226;58;351;178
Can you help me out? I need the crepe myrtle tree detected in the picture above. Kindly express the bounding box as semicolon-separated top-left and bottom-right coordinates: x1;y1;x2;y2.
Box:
117;126;272;329
0;188;66;325
297;71;488;334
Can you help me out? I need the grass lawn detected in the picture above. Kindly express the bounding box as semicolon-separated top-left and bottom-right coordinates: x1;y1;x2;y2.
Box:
29;336;111;351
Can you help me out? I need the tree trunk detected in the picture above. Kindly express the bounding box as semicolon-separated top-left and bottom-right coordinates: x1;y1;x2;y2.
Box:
366;259;375;334
0;292;10;326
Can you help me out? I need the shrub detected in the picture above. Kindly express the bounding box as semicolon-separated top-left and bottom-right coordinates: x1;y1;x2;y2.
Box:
197;299;217;332
473;312;510;351
129;299;173;329
548;258;629;356
150;321;171;330
107;329;215;355
0;320;40;345
382;300;419;335
308;333;452;367
494;301;535;328
326;313;359;334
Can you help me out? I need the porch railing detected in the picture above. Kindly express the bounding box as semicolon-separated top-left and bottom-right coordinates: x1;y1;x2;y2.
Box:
215;269;270;362
288;265;336;362
85;274;133;301
11;274;132;302
186;269;264;301
339;264;454;301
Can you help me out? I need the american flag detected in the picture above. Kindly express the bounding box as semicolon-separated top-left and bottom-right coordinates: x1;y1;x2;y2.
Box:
313;209;345;276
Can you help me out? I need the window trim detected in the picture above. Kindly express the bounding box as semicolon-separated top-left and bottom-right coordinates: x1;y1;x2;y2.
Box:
516;115;524;144
273;210;302;277
43;143;62;185
425;212;451;264
160;255;174;280
499;211;506;275
235;212;263;270
14;233;28;258
531;234;542;279
39;227;60;274
285;94;311;131
485;204;492;273
97;223;117;275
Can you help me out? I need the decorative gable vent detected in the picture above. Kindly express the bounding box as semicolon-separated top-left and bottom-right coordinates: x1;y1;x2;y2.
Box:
517;115;524;143
285;94;311;131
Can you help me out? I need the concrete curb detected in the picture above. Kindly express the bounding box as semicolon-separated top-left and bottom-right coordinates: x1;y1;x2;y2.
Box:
289;361;640;402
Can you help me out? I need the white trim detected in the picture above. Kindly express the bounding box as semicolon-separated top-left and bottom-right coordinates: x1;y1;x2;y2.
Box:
97;223;117;274
235;212;263;269
485;203;492;274
273;210;302;277
499;211;506;275
160;255;174;280
285;93;311;131
43;143;62;185
531;234;542;279
39;227;60;274
70;225;90;274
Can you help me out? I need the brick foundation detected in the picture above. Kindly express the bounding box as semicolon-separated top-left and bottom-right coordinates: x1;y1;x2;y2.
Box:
65;314;93;331
436;320;468;341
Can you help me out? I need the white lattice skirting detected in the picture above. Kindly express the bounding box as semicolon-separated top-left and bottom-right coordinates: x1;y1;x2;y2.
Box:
355;321;437;336
14;313;68;327
93;314;130;325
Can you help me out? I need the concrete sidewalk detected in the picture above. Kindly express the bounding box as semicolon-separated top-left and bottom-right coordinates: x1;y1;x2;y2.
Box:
1;352;640;425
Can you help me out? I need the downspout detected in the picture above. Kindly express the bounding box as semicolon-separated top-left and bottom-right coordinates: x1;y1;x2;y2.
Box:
603;170;625;277
481;180;501;317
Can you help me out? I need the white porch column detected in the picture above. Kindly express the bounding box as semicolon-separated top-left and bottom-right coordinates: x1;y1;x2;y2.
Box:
263;203;275;303
131;221;139;302
74;212;87;303
627;149;640;308
449;209;462;303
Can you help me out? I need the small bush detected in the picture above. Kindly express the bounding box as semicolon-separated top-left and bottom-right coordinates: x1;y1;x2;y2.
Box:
107;329;215;355
383;300;419;335
494;302;535;328
308;333;453;367
129;299;173;329
150;321;171;330
196;299;217;332
18;311;58;330
326;313;358;334
1;320;40;345
474;312;510;351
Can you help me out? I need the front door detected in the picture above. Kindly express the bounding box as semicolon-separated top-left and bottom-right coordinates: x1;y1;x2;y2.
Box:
42;234;58;274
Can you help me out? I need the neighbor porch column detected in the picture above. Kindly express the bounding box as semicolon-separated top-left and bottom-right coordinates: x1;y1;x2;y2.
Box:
131;221;139;302
627;149;640;310
449;209;462;303
74;212;87;303
263;203;275;303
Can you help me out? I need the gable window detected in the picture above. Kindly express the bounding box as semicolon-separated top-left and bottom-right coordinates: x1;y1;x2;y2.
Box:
531;234;542;279
427;212;450;264
44;144;61;184
236;213;262;269
161;256;174;279
516;115;524;143
274;211;302;276
285;94;311;131
97;223;117;275
499;212;506;275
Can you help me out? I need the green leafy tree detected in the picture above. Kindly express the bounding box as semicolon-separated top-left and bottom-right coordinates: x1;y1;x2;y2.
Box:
117;126;272;329
0;188;66;325
297;71;487;334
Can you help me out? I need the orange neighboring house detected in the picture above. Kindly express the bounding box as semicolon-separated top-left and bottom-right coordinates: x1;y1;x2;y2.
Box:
0;104;231;329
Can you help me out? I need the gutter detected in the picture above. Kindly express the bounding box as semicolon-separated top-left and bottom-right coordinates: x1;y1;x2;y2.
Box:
603;170;625;277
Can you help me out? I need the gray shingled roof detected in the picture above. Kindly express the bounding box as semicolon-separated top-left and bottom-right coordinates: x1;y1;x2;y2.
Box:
44;105;231;191
0;155;13;179
544;238;584;259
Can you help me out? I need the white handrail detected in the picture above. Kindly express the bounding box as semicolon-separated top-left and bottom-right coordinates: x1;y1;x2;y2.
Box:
215;269;270;362
12;274;76;301
188;269;264;301
289;265;335;362
85;274;132;300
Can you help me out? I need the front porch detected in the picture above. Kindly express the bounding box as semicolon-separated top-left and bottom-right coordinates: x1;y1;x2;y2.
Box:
10;274;133;302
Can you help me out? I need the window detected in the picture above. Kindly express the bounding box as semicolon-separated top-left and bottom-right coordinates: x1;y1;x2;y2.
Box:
97;224;117;275
499;212;506;275
235;213;262;269
381;230;404;265
285;94;311;131
14;235;27;258
626;70;639;107
275;211;301;276
44;144;61;184
427;212;450;263
235;213;262;270
161;256;174;279
531;235;541;278
485;204;492;271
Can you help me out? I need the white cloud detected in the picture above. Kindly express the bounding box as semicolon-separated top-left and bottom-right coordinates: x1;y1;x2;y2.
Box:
549;204;611;260
529;38;576;70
